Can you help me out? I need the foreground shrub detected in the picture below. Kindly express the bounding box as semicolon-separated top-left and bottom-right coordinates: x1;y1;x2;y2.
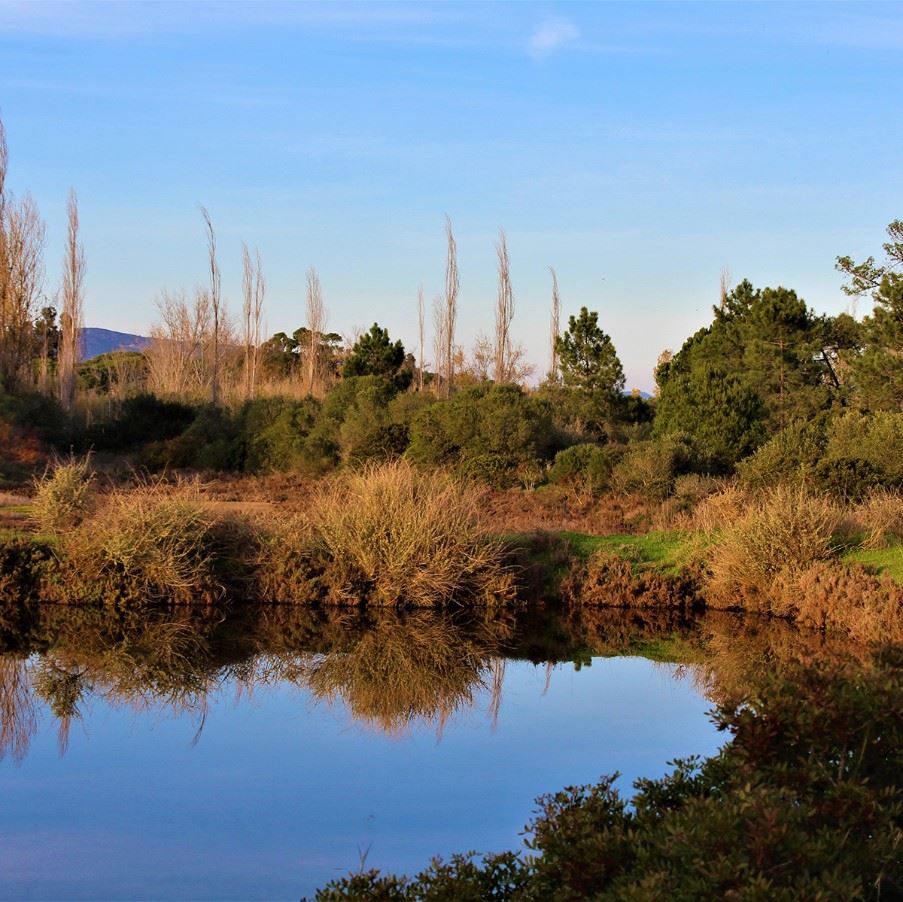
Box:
706;485;842;611
311;460;514;606
314;648;903;900
771;561;903;642
254;514;329;603
63;483;255;603
31;455;95;532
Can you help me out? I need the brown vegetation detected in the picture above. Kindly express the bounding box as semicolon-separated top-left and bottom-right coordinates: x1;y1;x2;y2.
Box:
310;460;514;606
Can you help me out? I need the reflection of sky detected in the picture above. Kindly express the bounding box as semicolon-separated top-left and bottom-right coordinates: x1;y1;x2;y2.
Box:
0;657;721;900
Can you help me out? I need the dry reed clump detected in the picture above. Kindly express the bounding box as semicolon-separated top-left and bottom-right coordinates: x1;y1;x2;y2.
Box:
253;513;329;603
310;459;515;606
689;484;750;535
31;455;95;533
770;561;903;643
705;485;843;613
848;488;903;549
63;481;255;603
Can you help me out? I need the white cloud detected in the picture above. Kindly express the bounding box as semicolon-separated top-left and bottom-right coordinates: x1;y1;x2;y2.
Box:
528;16;579;60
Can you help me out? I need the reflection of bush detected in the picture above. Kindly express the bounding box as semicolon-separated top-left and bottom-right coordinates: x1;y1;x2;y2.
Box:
0;601;872;767
302;613;491;733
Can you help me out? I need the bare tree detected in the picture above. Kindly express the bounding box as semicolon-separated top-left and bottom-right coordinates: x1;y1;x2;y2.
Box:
548;266;561;383
146;288;212;399
494;229;514;383
0;120;46;391
241;245;266;400
467;333;494;383
443;216;458;398
432;293;448;397
58;190;85;411
200;206;222;405
0;196;45;391
305;266;326;396
719;267;732;310
417;284;426;391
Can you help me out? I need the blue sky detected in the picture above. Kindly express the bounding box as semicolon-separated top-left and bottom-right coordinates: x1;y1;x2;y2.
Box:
1;1;901;390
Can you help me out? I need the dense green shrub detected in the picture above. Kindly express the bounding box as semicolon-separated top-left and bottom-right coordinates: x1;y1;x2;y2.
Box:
314;647;903;900
407;384;556;484
548;443;624;495
610;435;698;499
739;411;903;497
235;396;321;473
736;415;829;489
144;405;239;471
826;410;903;484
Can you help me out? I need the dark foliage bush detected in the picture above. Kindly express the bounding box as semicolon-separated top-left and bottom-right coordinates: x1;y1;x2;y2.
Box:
144;405;239;471
407;384;557;480
739;411;903;498
313;647;903;900
85;393;196;451
610;434;699;499
0;389;69;445
548;443;624;495
234;396;321;473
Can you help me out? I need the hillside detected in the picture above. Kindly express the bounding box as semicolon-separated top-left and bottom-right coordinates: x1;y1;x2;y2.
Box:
81;327;150;360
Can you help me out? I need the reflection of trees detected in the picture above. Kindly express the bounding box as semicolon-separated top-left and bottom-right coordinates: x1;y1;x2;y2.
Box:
0;601;865;763
0;657;36;762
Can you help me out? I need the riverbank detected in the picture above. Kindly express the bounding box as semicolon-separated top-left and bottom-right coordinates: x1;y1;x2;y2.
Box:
3;463;903;643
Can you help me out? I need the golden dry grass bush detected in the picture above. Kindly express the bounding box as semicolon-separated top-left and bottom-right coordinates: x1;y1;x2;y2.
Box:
706;484;842;612
31;454;95;533
64;480;255;603
689;484;750;535
310;459;514;606
849;488;903;549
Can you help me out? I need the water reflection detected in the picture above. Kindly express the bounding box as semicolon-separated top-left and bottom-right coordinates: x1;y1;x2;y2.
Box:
0;602;859;764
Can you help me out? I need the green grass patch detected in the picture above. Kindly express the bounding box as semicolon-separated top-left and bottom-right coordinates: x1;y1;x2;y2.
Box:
558;530;697;575
0;504;32;515
842;544;903;584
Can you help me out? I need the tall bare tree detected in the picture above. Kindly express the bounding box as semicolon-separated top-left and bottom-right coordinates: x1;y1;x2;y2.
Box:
432;293;448;398
548;266;561;383
241;244;266;400
58;190;85;411
305;266;326;396
0;119;46;392
200;206;222;405
443;216;458;398
494;229;514;383
417;284;426;391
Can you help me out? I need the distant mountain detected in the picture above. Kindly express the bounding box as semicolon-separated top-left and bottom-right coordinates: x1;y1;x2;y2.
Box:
81;327;150;361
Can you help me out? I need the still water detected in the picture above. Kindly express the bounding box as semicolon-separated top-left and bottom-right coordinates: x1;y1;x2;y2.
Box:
0;605;767;900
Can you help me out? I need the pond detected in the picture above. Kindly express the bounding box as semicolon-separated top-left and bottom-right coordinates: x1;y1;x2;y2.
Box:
0;604;842;900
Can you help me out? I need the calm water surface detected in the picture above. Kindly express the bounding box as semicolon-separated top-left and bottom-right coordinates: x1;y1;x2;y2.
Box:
0;605;794;900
